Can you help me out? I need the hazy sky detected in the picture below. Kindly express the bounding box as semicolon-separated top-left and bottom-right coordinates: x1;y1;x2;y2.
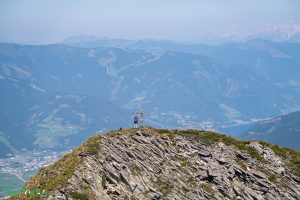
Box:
1;0;300;43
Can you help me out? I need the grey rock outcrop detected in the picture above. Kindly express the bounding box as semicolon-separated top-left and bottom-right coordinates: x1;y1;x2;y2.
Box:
23;128;300;200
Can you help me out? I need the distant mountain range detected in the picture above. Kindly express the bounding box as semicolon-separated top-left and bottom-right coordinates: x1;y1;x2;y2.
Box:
239;111;300;150
1;39;300;156
62;33;300;48
63;37;300;132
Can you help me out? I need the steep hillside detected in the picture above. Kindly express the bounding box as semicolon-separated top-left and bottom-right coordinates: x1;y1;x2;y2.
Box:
11;127;300;200
0;43;138;156
0;72;129;157
240;111;300;150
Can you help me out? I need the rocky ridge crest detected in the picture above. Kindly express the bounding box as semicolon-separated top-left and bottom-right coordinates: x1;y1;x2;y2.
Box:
12;127;300;200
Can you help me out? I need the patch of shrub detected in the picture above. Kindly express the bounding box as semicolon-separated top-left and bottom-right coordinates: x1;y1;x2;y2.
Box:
200;183;212;194
268;174;277;183
70;191;89;200
152;177;174;196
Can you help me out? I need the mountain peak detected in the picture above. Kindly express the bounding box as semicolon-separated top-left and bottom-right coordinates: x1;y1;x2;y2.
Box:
10;127;300;200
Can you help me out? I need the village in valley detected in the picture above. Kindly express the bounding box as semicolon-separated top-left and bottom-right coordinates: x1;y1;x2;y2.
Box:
0;150;69;198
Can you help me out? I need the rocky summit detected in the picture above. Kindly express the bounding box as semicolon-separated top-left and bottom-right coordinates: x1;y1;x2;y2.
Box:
11;127;300;200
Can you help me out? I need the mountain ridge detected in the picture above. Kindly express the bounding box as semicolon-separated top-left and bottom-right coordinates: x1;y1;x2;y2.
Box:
10;127;300;200
240;111;300;150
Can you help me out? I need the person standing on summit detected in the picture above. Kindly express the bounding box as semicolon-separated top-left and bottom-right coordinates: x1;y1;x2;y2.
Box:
132;112;139;128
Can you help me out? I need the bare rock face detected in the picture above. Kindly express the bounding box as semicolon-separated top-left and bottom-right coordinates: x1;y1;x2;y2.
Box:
14;127;300;200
